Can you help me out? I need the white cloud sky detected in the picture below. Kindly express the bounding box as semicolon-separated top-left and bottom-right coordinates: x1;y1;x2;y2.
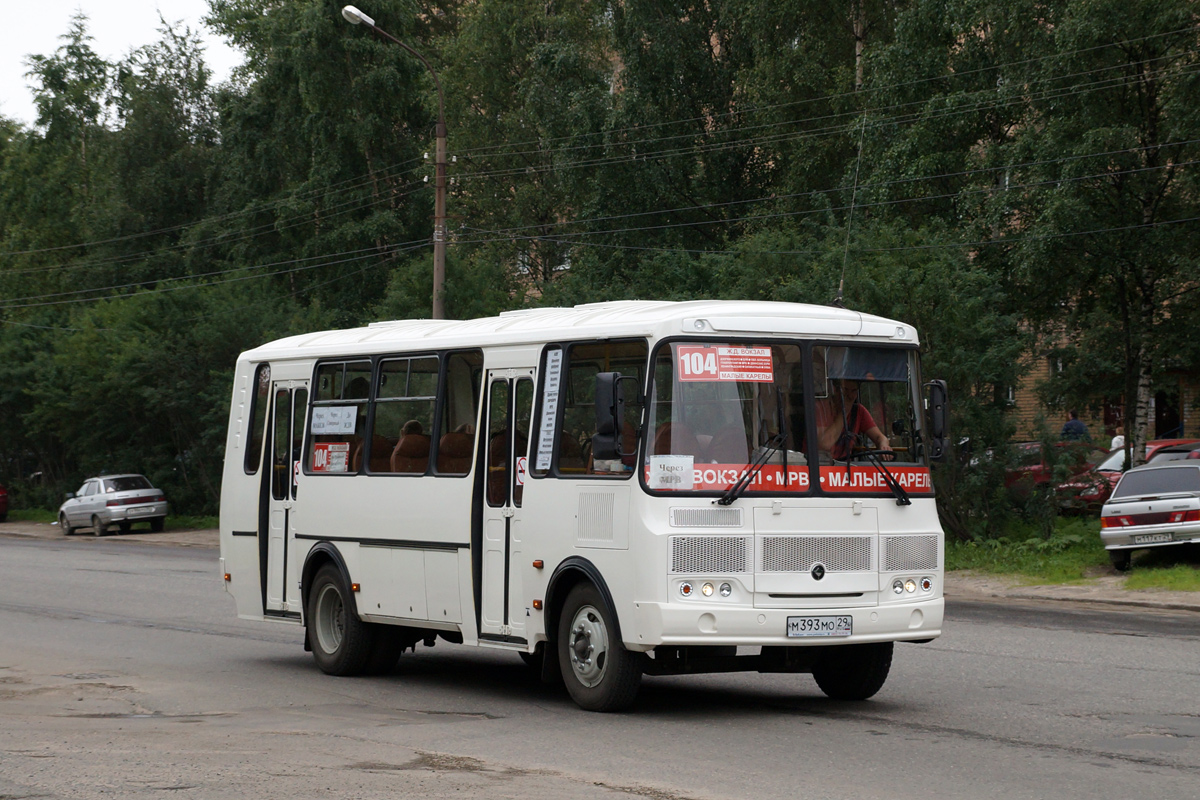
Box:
1;0;243;127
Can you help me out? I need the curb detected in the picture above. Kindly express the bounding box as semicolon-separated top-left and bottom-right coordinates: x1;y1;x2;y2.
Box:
949;589;1200;614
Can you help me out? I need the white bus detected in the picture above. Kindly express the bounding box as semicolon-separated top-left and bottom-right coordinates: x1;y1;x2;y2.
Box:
219;300;949;711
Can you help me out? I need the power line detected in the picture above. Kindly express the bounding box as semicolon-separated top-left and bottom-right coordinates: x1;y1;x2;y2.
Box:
448;159;1199;247
0;239;428;309
454;24;1200;160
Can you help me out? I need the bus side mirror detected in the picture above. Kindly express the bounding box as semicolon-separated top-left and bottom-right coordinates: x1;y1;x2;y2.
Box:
593;372;640;461
926;379;949;462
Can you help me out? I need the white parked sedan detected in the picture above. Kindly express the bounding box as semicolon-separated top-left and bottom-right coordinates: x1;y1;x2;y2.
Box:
58;474;169;536
1100;462;1200;571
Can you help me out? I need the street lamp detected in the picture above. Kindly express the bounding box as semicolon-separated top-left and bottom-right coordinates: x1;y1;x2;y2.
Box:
342;5;448;320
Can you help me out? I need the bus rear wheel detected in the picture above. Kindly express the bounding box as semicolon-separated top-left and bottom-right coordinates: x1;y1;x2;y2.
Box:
812;642;893;701
557;583;642;712
307;564;373;676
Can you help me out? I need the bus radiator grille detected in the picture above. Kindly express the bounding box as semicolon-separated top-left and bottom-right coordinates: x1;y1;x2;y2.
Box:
760;536;872;572
670;536;750;573
882;535;939;571
669;507;744;527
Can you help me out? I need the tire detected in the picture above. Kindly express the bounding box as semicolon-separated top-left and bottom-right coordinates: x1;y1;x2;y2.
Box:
556;583;642;712
812;642;893;701
306;564;374;676
59;513;74;536
150;517;164;533
364;625;405;675
92;515;107;537
1110;549;1132;572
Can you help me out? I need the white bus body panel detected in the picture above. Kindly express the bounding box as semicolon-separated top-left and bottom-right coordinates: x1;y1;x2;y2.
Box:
219;300;940;649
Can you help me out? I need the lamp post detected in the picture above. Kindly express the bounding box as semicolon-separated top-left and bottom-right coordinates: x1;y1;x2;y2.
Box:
342;5;447;320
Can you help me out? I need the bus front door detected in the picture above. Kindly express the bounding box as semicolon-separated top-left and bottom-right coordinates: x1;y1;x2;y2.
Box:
479;370;534;642
263;381;308;615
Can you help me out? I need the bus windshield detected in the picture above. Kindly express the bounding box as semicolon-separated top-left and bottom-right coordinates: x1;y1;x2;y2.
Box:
644;342;927;495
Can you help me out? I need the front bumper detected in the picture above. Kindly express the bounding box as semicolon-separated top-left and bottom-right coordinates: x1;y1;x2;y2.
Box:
628;596;943;648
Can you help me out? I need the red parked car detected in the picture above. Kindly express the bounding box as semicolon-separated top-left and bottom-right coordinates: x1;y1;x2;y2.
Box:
1058;438;1200;512
1005;441;1109;495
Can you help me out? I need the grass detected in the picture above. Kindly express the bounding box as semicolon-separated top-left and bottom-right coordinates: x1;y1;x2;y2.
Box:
1123;545;1200;591
946;518;1109;584
7;508;56;523
165;514;218;531
947;517;1200;591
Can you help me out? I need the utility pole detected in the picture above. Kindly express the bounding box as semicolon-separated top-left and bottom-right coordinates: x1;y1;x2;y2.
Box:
342;5;447;319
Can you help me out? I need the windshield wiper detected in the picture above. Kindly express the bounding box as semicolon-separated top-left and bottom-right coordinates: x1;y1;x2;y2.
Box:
718;432;786;506
847;450;912;506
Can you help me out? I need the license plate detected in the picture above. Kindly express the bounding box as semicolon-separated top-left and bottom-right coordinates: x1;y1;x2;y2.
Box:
129;506;152;516
1134;533;1172;544
787;615;852;638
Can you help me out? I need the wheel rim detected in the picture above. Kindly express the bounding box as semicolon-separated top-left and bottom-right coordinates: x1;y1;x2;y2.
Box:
567;604;609;688
313;583;345;655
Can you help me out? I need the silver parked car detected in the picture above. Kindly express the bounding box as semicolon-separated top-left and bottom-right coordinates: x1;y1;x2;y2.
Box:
58;474;169;536
1100;462;1200;571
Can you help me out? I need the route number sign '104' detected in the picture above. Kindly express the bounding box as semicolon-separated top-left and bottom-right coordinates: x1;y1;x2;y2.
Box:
677;346;774;383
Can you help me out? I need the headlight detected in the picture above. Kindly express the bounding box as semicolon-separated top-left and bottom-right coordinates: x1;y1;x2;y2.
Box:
719;582;732;597
701;582;714;597
892;579;904;595
904;579;917;593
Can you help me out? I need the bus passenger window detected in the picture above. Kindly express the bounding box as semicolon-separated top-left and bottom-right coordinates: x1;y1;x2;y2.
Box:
435;350;483;476
307;360;370;475
373;356;438;474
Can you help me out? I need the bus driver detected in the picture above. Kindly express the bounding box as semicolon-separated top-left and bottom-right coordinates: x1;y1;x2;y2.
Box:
816;379;893;461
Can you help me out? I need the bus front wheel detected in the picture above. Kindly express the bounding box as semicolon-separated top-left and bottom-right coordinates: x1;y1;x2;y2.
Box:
811;642;893;701
556;583;642;712
307;564;373;676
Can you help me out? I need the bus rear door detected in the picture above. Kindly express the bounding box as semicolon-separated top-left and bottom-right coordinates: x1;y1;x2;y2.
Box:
264;380;308;616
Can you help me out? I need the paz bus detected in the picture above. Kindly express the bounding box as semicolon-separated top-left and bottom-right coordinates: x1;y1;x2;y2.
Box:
219;300;949;711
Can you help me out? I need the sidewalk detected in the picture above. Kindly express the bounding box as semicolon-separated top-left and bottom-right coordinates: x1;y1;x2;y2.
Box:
945;570;1200;613
0;519;218;548
2;519;1197;612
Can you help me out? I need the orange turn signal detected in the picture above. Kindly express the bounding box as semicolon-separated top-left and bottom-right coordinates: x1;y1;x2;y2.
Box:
350;583;361;592
532;560;544;569
532;600;543;610
223;573;231;582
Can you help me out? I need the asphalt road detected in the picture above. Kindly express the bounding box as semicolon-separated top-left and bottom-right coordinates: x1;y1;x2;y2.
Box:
1;535;1198;800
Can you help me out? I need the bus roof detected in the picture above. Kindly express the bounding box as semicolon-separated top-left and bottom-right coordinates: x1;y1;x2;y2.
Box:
241;300;919;361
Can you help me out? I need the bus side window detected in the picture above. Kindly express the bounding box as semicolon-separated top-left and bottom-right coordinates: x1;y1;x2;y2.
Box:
550;340;647;478
307;360;370;475
373;356;438;474
243;363;271;474
435;350;483;476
